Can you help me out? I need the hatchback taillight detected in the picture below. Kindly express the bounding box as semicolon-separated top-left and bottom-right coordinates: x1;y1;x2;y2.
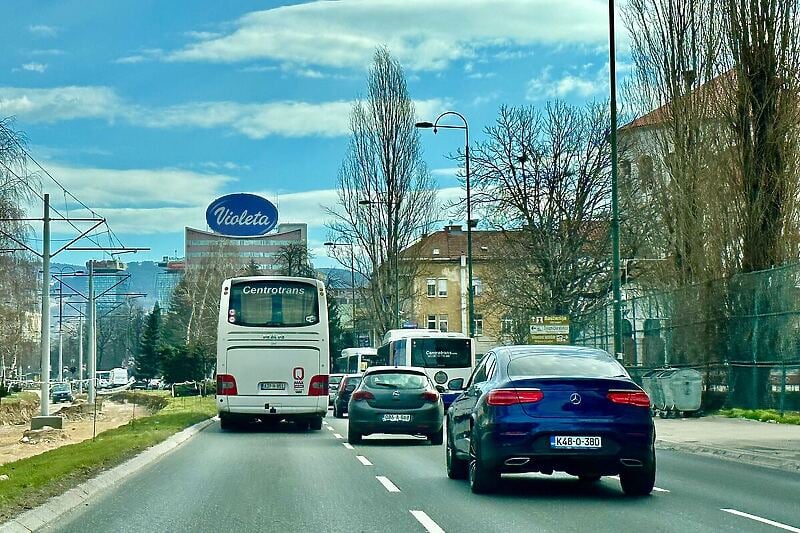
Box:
607;390;651;408
352;390;374;401
486;388;543;406
421;391;440;402
216;374;238;396
308;375;329;396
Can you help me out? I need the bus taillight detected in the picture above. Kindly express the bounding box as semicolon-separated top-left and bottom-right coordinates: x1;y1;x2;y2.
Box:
216;374;238;396
308;375;329;396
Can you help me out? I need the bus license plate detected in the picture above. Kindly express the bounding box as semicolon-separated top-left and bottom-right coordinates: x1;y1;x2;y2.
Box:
382;414;411;422
550;436;602;449
260;382;286;391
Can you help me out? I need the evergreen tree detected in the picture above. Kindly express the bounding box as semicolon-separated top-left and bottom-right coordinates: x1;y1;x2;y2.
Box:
242;259;261;276
327;288;351;366
136;303;162;378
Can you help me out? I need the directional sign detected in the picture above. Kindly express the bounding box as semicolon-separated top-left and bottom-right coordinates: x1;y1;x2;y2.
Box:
530;316;570;345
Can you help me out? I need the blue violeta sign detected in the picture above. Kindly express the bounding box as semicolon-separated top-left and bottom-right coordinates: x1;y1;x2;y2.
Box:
205;193;278;237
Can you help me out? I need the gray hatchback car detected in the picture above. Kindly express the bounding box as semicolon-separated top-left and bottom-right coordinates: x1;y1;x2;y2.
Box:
347;366;444;445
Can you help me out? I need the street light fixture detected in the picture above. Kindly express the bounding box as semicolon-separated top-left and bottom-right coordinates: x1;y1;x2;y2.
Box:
416;111;476;338
324;241;358;344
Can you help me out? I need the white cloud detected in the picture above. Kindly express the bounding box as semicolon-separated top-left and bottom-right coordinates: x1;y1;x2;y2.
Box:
30;49;64;56
42;163;238;209
165;0;609;71
28;25;58;38
526;66;607;101
20;63;47;73
432;167;461;177
0;86;122;122
0;86;450;139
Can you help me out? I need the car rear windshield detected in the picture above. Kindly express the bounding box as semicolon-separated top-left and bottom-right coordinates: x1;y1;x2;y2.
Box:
410;338;471;368
508;351;629;378
364;372;428;389
228;280;319;327
329;375;343;385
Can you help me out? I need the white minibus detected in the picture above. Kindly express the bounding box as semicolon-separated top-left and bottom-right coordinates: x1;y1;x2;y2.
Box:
216;276;329;430
377;329;474;408
335;347;379;374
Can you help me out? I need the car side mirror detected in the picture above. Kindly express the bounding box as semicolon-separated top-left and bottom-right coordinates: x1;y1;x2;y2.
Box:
435;385;446;394
447;378;465;391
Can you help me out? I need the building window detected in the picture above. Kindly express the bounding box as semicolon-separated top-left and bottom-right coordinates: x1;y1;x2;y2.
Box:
438;314;448;332
474;314;484;336
427;314;437;329
427;278;436;297
501;316;514;335
637;155;653;187
472;278;483;297
437;278;448;297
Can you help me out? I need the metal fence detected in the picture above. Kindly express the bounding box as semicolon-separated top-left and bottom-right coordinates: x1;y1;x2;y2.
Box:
572;263;800;411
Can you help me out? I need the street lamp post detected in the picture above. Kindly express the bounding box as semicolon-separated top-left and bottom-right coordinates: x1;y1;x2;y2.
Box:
324;241;358;343
608;0;623;355
416;112;475;337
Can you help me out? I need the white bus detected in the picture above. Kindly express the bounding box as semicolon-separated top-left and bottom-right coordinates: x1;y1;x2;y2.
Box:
335;347;379;374
216;276;329;430
377;329;474;408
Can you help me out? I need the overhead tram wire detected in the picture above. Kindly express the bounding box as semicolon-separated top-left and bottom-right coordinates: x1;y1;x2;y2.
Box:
0;157;123;259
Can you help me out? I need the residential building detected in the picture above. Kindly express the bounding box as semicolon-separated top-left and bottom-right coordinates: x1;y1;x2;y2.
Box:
184;223;307;273
401;225;512;357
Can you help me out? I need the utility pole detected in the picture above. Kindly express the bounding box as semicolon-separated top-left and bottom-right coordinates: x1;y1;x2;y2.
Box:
609;0;623;355
39;194;51;416
87;261;96;405
78;316;84;394
58;280;63;382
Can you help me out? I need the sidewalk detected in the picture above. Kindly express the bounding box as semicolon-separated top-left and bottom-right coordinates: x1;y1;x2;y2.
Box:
655;415;800;472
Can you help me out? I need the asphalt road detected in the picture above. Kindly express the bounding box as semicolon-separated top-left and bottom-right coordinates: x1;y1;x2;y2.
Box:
49;413;800;533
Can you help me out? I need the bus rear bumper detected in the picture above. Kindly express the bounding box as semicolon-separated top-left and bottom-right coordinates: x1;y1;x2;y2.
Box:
217;395;327;417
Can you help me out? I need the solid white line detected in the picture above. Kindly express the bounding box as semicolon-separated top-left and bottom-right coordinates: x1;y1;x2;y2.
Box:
721;509;800;532
376;476;401;493
333;433;343;439
410;510;445;533
356;455;373;466
608;476;669;493
342;443;354;450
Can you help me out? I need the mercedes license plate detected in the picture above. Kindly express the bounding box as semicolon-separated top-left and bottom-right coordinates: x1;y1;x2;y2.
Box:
382;414;411;422
550;436;602;449
259;382;286;391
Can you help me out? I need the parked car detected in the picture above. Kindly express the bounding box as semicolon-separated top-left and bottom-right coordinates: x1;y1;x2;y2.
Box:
347;366;444;445
332;374;361;418
446;345;655;495
131;380;150;390
328;374;345;406
50;383;74;403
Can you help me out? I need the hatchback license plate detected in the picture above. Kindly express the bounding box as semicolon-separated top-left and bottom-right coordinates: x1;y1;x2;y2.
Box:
260;382;286;391
382;414;411;422
550;436;602;449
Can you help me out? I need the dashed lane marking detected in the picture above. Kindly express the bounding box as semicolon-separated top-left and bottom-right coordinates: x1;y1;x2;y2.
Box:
356;455;373;466
333;433;343;439
410;510;445;533
376;476;401;493
342;443;354;450
326;426;335;431
721;509;800;532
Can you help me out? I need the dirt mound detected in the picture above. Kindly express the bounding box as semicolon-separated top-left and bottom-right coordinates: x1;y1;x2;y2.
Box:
0;396;40;426
20;427;67;445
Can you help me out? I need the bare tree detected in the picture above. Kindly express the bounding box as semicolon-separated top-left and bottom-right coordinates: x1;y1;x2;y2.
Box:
326;47;437;336
274;242;315;277
467;103;625;323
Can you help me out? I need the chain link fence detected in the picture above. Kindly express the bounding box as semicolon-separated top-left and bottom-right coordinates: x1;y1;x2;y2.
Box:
572;263;800;411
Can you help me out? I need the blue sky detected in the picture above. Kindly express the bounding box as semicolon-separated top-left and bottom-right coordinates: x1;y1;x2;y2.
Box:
1;0;622;268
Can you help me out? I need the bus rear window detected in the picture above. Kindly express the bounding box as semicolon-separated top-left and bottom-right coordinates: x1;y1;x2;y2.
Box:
411;338;471;368
229;281;319;327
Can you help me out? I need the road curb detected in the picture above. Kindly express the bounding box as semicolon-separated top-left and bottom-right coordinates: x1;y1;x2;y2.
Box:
0;416;216;532
656;439;800;473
